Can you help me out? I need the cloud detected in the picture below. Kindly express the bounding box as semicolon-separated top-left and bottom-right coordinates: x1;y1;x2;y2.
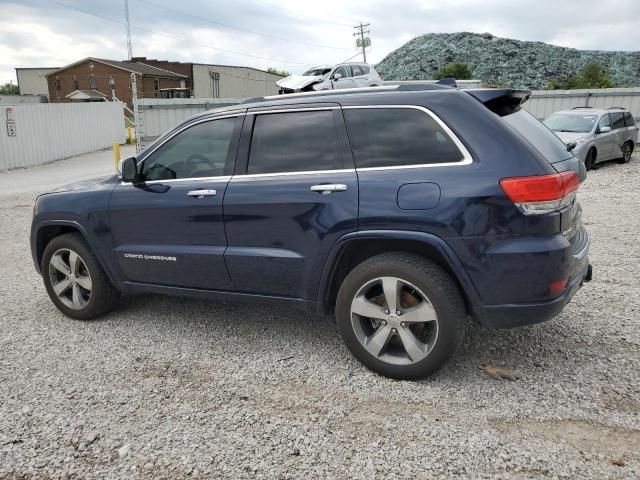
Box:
1;0;638;85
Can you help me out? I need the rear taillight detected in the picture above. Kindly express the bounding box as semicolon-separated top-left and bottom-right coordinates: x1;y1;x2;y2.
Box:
500;171;580;215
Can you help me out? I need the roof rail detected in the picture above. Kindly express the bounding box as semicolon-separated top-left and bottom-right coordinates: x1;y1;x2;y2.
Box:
606;106;625;110
242;83;453;104
571;106;594;109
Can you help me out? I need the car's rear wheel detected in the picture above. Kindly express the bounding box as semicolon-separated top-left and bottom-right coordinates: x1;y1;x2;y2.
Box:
617;142;633;164
42;233;119;320
335;252;465;380
585;148;596;171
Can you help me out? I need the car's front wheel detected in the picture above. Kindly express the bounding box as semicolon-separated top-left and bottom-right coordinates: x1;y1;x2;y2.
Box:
42;233;120;320
335;252;465;379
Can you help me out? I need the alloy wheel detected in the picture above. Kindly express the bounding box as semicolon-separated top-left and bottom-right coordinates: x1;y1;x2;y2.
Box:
48;248;93;310
350;276;439;366
623;144;632;163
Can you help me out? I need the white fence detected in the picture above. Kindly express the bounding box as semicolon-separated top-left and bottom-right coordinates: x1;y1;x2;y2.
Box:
0;102;125;171
525;88;640;120
136;98;243;150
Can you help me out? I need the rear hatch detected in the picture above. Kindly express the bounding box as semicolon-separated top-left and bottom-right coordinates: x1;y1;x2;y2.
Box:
468;89;588;257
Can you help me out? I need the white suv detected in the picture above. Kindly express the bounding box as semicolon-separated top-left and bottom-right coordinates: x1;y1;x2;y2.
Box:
276;63;382;94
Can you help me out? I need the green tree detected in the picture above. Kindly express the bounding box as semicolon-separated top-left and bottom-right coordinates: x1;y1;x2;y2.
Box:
0;81;19;95
267;67;289;77
433;62;473;80
549;62;615;89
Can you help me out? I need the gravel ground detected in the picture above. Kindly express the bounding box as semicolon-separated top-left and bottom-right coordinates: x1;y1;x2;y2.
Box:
0;150;639;479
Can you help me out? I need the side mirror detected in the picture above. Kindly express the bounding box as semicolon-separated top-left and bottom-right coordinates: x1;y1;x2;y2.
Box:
598;126;611;134
333;73;342;81
566;141;577;152
119;157;140;183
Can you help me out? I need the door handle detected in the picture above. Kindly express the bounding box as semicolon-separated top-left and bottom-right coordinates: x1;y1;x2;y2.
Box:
310;184;348;195
187;189;217;198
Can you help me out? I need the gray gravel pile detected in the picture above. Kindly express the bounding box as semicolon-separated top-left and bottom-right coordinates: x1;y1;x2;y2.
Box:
1;151;639;479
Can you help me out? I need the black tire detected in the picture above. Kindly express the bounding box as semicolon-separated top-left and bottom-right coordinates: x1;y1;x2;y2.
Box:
617;142;633;164
585;148;596;171
41;233;120;320
335;252;465;380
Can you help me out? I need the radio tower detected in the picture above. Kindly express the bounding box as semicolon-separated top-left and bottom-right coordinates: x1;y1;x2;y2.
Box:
124;0;133;59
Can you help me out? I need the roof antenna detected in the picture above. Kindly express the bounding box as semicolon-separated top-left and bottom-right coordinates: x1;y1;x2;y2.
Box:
124;0;133;60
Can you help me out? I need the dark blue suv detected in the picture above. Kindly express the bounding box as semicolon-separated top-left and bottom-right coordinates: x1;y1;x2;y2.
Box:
31;85;592;379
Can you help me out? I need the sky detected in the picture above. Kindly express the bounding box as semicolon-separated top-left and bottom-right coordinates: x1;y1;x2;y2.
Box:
1;0;639;85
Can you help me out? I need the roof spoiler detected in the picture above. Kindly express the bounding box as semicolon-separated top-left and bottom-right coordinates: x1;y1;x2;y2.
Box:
466;89;531;116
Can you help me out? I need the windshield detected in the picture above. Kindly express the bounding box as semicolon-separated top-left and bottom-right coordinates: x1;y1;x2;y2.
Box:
302;67;332;76
543;113;597;133
503;109;572;163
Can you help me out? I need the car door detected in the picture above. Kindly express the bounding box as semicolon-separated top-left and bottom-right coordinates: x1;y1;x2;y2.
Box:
594;114;614;160
331;65;354;89
609;112;626;157
109;114;243;290
222;105;358;299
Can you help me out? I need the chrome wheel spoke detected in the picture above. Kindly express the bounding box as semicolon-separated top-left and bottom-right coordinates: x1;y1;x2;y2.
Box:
75;275;92;291
402;301;437;324
68;251;80;275
71;284;84;309
53;279;72;296
381;277;399;313
364;324;392;357
351;295;387;320
50;254;71;275
396;326;427;362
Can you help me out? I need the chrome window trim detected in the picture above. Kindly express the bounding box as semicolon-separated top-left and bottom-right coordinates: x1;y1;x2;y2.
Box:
125;103;473;185
120;175;232;186
230;169;355;182
342;105;473;170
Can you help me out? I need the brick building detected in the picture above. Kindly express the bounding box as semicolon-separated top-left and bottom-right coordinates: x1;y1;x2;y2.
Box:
46;57;187;106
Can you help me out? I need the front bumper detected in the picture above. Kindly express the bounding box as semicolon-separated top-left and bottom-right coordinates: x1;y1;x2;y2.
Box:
482;261;592;329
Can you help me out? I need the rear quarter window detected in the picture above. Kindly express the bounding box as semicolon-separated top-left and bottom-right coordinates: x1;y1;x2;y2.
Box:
502;109;572;163
344;108;465;168
624;112;636;127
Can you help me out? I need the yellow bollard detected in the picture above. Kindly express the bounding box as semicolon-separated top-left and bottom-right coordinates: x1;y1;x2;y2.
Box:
113;142;121;172
127;127;133;144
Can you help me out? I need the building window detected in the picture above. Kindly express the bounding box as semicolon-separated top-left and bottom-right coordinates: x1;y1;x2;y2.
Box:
89;76;97;90
54;78;61;90
154;79;159;91
73;77;79;90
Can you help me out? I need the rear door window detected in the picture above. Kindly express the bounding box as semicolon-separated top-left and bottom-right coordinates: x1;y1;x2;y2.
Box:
502;109;572;163
610;112;625;130
344;107;465;168
247;110;342;174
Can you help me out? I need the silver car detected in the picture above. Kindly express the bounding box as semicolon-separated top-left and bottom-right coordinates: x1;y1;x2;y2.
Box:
544;107;638;170
276;63;382;94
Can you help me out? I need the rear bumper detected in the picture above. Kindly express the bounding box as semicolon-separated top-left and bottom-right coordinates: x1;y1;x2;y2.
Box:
481;262;592;329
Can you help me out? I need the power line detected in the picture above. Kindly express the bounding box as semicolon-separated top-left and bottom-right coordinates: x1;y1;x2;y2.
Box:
47;0;309;66
135;0;351;51
250;0;355;27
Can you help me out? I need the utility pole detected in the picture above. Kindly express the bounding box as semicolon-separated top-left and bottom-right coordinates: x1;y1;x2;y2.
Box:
124;0;133;60
353;23;371;63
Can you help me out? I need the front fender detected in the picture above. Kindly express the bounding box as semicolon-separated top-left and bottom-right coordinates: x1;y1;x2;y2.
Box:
317;230;486;323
